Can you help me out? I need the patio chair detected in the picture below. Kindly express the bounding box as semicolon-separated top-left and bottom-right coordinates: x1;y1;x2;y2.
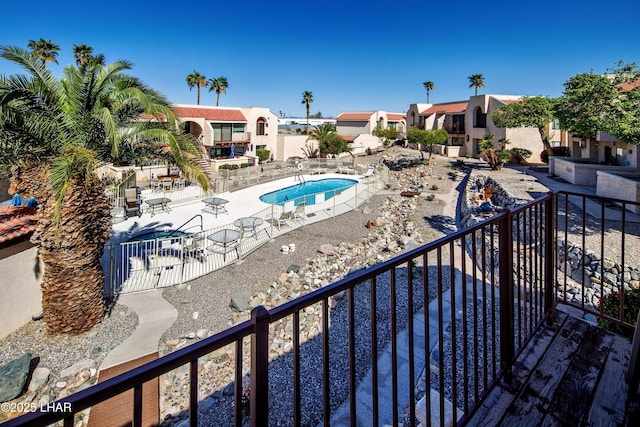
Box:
150;178;161;192
124;187;141;218
293;202;306;223
361;167;375;179
271;202;295;229
173;177;185;191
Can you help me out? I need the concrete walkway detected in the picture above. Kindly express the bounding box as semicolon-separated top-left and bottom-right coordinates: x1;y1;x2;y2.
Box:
101;290;177;370
524;166;640;223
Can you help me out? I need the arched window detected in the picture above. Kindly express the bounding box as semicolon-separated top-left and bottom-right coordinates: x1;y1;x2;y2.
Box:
474;107;487;128
256;117;266;136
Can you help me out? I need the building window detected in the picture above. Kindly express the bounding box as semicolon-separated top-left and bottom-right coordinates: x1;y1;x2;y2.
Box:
211;123;246;142
410;112;415;126
256;117;266;136
474;107;486;128
551;119;561;130
388;122;397;130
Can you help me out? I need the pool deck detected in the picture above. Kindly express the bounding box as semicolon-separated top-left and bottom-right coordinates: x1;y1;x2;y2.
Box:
109;173;367;245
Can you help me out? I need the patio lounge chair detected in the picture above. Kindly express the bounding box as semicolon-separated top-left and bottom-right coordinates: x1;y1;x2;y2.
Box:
361;167;375;179
124;187;141;218
337;166;357;175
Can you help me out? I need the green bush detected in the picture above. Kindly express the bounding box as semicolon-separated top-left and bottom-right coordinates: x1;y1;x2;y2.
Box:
509;147;532;163
240;163;249;168
219;164;239;170
597;287;640;338
256;149;270;163
540;146;571;163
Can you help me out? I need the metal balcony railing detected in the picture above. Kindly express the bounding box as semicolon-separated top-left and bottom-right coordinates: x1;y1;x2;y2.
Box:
6;191;638;426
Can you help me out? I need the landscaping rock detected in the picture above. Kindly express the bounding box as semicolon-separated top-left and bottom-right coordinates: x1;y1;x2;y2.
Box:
0;353;31;402
229;292;251;312
27;367;50;393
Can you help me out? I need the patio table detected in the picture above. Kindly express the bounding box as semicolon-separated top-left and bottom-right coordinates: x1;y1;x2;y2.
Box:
202;197;229;218
207;229;240;261
234;217;264;240
145;197;171;217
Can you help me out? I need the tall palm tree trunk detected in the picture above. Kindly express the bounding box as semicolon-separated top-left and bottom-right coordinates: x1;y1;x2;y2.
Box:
11;167;112;334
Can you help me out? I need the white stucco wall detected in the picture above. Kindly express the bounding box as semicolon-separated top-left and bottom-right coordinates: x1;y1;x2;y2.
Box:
276;134;310;161
0;241;43;339
240;107;279;157
350;135;383;154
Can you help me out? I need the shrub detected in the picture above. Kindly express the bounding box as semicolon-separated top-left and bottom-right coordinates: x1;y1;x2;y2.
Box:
597;287;640;338
219;164;239;170
256;149;270;163
240;163;249;168
510;147;532;164
425;194;436;201
540;146;571;164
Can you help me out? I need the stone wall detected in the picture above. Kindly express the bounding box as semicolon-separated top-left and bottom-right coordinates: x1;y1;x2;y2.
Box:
459;174;638;313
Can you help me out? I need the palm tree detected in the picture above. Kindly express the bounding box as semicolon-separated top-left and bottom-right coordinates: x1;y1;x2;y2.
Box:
301;91;314;133
423;81;434;103
186;71;207;105
27;38;60;66
0;45;209;335
208;76;228;106
72;44;93;66
468;74;485;96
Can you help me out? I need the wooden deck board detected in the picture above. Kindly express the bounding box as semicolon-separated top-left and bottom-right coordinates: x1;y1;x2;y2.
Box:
466;310;634;427
587;334;631;426
499;317;589;426
466;313;567;427
546;325;613;424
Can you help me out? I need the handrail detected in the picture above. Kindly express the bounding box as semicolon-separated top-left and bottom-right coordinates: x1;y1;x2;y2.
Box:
8;189;639;426
169;214;203;237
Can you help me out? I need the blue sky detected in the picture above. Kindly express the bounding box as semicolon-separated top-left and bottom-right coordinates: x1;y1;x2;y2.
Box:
2;0;639;118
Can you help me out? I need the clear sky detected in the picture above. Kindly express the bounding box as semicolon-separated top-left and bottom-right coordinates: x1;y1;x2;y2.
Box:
2;0;639;118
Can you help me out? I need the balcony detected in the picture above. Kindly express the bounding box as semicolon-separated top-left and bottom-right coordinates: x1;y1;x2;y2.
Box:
6;191;640;426
444;122;465;134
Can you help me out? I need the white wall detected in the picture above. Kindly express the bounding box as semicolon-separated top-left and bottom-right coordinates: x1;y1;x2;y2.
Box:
240;107;279;157
351;135;383;154
0;241;43;339
276;134;310;160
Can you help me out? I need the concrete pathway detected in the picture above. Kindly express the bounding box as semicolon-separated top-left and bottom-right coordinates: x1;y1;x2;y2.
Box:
524;166;640;223
100;290;177;370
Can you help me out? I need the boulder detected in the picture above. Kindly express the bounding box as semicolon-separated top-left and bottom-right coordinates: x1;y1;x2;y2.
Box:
0;353;32;402
27;367;50;393
230;292;251;312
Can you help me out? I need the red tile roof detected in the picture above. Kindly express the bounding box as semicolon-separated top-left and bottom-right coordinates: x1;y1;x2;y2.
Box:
619;79;640;91
387;113;405;121
337;112;373;121
341;135;357;142
421;101;468;114
0;206;38;244
173;106;247;122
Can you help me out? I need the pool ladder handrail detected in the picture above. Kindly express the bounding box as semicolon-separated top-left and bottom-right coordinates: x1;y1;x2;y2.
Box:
167;214;203;237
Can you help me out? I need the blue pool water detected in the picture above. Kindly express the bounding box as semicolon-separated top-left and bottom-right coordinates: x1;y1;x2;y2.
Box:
260;178;358;206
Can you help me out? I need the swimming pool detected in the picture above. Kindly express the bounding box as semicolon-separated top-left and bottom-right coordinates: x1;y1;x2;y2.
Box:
259;178;358;206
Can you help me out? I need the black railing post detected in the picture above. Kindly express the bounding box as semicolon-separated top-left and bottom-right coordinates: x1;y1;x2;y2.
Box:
250;306;270;427
498;210;515;385
544;193;556;325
